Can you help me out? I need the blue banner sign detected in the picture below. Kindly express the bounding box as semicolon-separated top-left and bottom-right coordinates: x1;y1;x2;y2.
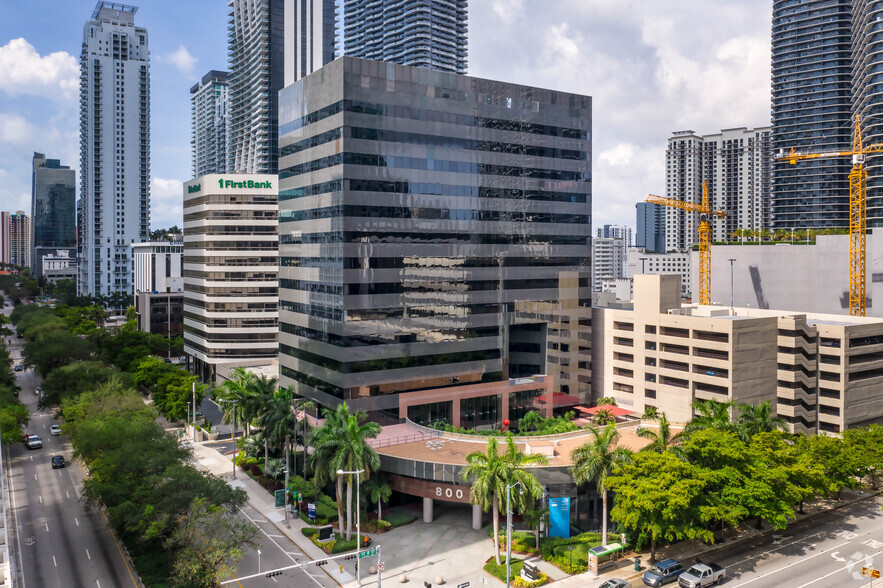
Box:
548;497;571;538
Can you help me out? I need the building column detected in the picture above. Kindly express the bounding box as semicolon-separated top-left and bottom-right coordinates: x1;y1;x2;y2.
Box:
472;503;482;530
423;497;433;523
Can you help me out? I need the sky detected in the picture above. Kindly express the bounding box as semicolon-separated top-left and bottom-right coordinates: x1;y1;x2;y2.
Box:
0;0;772;233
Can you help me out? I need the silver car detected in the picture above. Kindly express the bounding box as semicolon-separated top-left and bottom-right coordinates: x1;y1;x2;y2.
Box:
600;581;632;588
50;424;62;436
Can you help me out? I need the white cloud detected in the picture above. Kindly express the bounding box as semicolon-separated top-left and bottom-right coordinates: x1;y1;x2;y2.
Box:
0;114;36;146
0;38;78;101
164;45;197;75
151;178;184;229
599;143;637;168
491;0;525;25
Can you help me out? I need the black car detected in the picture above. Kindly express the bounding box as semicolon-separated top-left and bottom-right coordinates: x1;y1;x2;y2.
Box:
51;455;65;469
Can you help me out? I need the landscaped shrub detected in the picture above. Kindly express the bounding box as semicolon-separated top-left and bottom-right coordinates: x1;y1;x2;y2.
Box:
384;509;417;527
484;558;549;587
538;532;622;574
250;464;262;477
301;528;318;537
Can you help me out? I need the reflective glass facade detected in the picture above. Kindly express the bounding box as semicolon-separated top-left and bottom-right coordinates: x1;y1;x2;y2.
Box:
277;57;592;413
771;0;852;229
31;153;75;276
852;1;883;227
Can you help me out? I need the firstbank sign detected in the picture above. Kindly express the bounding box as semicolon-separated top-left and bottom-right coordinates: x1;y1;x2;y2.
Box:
218;178;273;189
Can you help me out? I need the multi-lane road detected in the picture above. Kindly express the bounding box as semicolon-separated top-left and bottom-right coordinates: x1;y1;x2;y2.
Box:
4;319;138;587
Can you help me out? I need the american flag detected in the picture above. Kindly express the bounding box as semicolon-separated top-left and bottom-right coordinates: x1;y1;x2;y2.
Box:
291;406;306;422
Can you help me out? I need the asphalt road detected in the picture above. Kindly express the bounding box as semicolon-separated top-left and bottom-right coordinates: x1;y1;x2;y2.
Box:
687;495;883;588
5;335;138;588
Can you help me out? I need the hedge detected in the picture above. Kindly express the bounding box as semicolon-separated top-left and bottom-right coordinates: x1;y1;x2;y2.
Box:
483;558;549;587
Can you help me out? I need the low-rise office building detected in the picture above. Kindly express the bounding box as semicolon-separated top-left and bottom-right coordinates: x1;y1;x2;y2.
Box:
182;174;278;382
592;274;883;434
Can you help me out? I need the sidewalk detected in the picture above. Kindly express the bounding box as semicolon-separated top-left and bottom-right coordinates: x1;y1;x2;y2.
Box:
187;440;353;586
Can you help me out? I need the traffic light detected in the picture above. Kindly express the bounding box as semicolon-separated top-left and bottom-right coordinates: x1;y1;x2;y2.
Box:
344;554;357;561
316;560;328;566
265;570;283;578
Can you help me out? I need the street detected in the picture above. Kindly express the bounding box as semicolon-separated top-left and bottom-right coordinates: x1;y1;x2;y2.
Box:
689;496;883;587
4;332;138;588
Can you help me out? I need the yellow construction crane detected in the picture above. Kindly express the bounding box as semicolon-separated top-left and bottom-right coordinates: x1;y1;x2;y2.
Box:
646;181;727;305
777;114;883;316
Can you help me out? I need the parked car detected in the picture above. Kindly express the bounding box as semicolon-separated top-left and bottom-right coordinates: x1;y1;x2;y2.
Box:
50;424;62;436
643;559;684;586
600;580;632;588
678;563;726;588
25;435;42;449
14;365;23;372
51;455;65;469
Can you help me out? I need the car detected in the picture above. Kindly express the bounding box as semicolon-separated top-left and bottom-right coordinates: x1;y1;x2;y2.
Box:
51;455;65;469
50;424;62;436
643;559;685;586
25;435;42;449
600;580;632;588
35;386;41;396
14;365;23;372
678;563;726;588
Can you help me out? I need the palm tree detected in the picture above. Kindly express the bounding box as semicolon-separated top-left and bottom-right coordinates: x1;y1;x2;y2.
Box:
593;408;616;426
520;501;549;551
219;367;256;434
737;400;788;439
460;435;548;565
364;477;392;522
570;424;632;547
246;375;278;464
258;388;296;484
309;403;381;540
637;413;684;455
683;399;737;437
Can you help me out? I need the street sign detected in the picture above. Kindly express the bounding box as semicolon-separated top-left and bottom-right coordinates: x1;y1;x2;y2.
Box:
359;548;377;559
864;567;881;579
377;562;385;572
457;583;469;588
274;489;285;507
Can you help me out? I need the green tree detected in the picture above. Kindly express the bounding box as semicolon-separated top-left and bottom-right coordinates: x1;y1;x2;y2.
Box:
593;408;616;426
0;404;29;443
39;361;126;408
596;396;617;407
520;500;549;550
364;477;392;521
637;413;684;456
570;424;632;546
461;435;548;565
683;399;738;437
737;400;788;439
219;367;257;436
166;497;259;588
606;451;713;563
258;388;296;479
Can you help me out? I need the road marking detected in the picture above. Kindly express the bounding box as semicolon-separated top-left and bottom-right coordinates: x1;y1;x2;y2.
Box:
727;531;825;567
729;540;853;586
237;508;323;588
52;555;56;568
65;491;70;499
8;444;28;588
797;549;883;587
44;523;48;532
97;581;101;587
75;517;79;526
38;496;42;504
33;474;36;480
86;549;91;560
268;534;285;538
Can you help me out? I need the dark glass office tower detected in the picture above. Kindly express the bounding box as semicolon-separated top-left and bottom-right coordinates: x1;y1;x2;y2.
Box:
852;0;883;227
343;0;468;74
31;152;75;276
277;57;591;414
770;0;852;229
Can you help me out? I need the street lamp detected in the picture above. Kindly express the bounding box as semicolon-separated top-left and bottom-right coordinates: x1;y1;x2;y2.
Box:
338;469;364;584
728;258;736;311
219;398;237;479
568;545;575;568
506;481;523;588
257;549;261;573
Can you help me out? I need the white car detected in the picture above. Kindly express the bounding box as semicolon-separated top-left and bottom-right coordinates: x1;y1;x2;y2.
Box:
50;425;62;436
25;435;42;449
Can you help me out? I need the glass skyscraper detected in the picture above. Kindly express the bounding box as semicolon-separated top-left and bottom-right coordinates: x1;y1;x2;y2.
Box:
31;152;75;276
771;0;853;229
276;57;591;415
343;0;468;74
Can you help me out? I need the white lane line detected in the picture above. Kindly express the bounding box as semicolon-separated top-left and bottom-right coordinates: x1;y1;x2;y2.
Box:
52;555;57;568
96;581;101;588
33;474;36;480
44;523;49;532
267;534;285;538
86;549;91;560
8;446;28;588
66;491;70;499
38;495;42;504
729;540;853;587
797;549;883;588
238;508;323;588
75;517;79;527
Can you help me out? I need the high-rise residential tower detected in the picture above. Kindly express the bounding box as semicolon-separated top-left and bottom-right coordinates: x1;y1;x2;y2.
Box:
191;70;229;177
636;202;665;253
664;127;771;252
771;0;852;230
591;237;626;291
852;1;883;227
283;0;336;85
597;224;633;247
1;212;30;268
227;0;284;175
342;0;468;74
78;1;150;296
276;57;591;415
31;152;76;276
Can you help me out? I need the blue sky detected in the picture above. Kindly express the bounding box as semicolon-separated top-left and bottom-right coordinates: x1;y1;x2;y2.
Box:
0;0;772;232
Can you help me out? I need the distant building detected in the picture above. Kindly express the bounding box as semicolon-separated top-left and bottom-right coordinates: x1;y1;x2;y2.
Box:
1;212;30;268
283;0;336;85
42;250;78;285
593;274;883;435
183;174;279;382
342;0;467;74
636;201;665;253
190;70;229;177
664;127;771;252
132;241;184;341
277;57;592;417
31;152;75;276
627;248;691;298
592;237;626;291
78;1;151;296
597;225;632;247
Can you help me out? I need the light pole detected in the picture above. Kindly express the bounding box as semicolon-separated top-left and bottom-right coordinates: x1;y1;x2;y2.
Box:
220;398;237;479
257;549;261;573
791;227;794;245
338;468;364;584
283;467;290;528
506;481;522;588
728;258;736;311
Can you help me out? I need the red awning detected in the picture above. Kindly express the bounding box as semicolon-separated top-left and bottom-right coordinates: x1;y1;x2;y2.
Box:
534;392;581;407
583;404;634;417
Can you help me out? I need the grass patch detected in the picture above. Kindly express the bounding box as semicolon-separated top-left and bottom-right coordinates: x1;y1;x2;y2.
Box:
484;558;549;587
331;536;358;553
384;508;417;527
